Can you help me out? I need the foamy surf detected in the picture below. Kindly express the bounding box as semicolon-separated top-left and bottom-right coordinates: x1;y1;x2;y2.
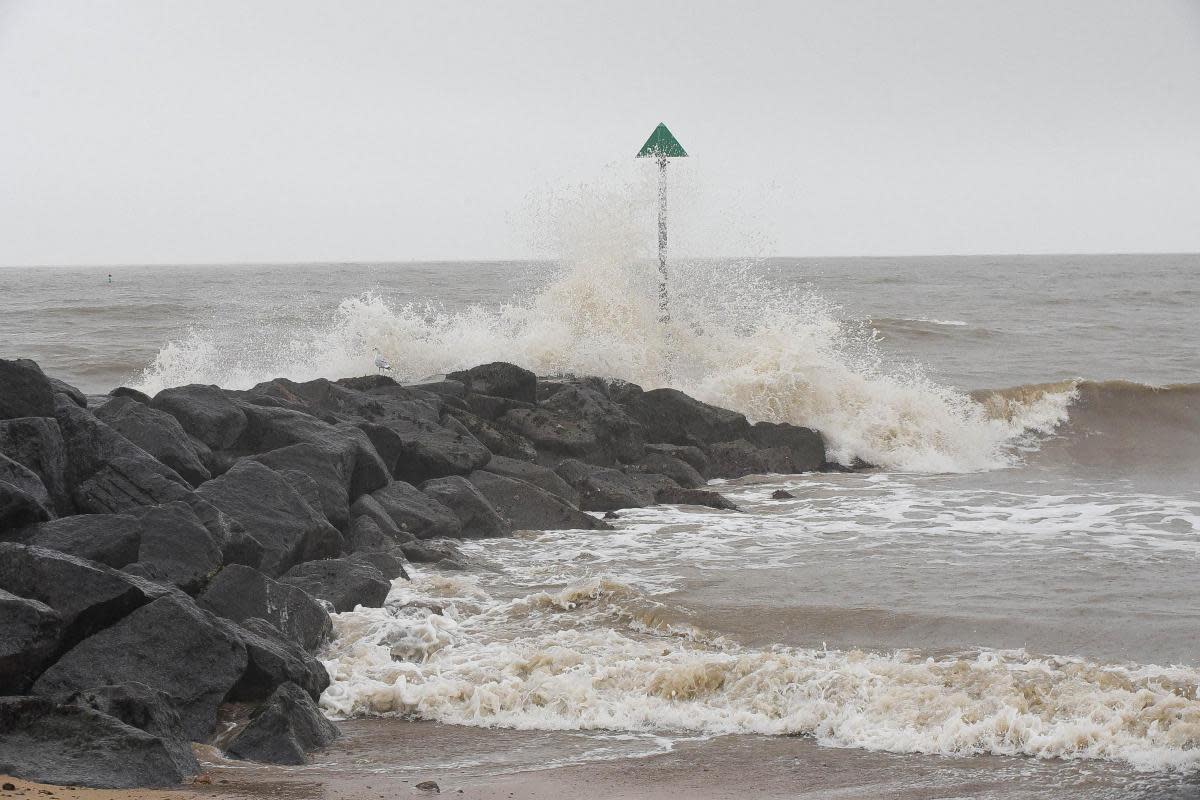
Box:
320;572;1200;773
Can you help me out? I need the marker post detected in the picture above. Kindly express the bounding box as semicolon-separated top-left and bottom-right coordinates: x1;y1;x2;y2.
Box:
636;123;688;325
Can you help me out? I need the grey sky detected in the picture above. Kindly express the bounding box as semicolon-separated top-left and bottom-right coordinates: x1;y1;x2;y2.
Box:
2;0;1199;266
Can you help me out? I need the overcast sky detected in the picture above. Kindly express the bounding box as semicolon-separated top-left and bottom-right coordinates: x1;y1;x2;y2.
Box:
2;0;1199;266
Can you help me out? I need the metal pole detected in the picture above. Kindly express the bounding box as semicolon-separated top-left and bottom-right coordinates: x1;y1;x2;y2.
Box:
657;154;669;324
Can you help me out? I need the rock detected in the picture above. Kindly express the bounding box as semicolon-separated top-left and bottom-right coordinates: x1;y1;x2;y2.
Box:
554;459;660;512
467;471;609;531
196;564;331;652
603;511;619;520
54;399;192;514
123;502;224;595
26;513;142;567
32;594;249;741
644;443;710;476
94;397;211;487
0;478;50;530
151;385;247;450
347;550;409;581
278;558;391;613
621;388;750;446
275;467;326;521
0;417;71;515
462;392;536;422
0;359;55;420
771;489;795;500
0;543;163;654
481;454;579;504
654;486;741;511
228;618;330;703
335;374;401;392
747;422;825;473
0;696;194;788
398;539;465;568
0;589;64;694
64;683;199;778
446;362;537;403
183;495;265;570
705;439;795;478
356;416;491;485
345;512;402;553
444;407;538;462
196;460;344;577
225;682;339;766
415;780;440;793
499;384;643;466
630;452;705;489
48;378;88;409
362;482;462;540
419;476;509;538
252;443;354;530
109;387;152;404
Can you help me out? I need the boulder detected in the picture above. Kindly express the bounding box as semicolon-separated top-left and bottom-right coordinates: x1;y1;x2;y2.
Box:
747;421;825;473
0;359;55;420
346;550;409;581
771;489;796;499
196;460;343;577
445;407;538;462
0;478;50;530
705;439;795;478
630;452;705;489
446;362;537;403
275;467;326;522
63;683;199;778
278;558;391;613
419;476;510;538
467;471;609;531
356;415;491;485
252;443;354;530
0;417;71;515
345;512;402;553
0;696;194;788
554;459;660;512
399;539;465;568
654;486;741;511
463;392;536;422
362;481;462;540
481;454;579;504
644;443;710;476
0;543;163;654
225;682;339;766
228;618;330;703
0;590;64;694
621;388;750;446
48;378;88;409
26;513;142;567
94;397;211;487
109;387;152;404
32;594;249;740
151;384;247;450
196;564;331;652
123;502;224;595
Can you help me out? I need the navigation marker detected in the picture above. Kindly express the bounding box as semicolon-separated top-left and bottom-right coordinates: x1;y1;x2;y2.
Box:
637;123;688;325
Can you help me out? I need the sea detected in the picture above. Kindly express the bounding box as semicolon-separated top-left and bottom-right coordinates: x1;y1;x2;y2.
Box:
1;252;1198;798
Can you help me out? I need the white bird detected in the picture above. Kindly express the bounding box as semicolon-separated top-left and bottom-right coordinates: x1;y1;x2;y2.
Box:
373;350;393;373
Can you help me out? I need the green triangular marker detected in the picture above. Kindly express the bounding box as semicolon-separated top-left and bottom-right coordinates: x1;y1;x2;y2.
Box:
637;123;688;158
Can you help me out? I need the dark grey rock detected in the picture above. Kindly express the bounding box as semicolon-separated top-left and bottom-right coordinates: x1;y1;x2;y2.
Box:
48;378;87;408
252;443;353;530
705;439;795;478
356;415;491;485
123;501;224;595
481;454;579;504
0;478;50;530
621;388;751;446
655;486;741;511
419;476;509;538
197;564;331;652
275;467;326;520
0;416;71;515
0;589;64;694
228;618;330;703
346;549;409;581
467;470;609;532
748;421;826;473
771;489;795;500
644;443;710;476
554;459;658;512
630;452;705;489
398;539;465;568
0;696;193;788
26;513;142;567
109;387;152;404
225;682;339;766
63;683;199;778
279;557;391;612
363;481;462;540
345;512;403;553
151;384;247;450
95;396;211;487
196;460;343;577
32;594;248;741
446;362;537;403
445;407;538;462
0;359;55;420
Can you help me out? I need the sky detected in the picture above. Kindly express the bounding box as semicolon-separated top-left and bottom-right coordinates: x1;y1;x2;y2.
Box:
2;0;1199;266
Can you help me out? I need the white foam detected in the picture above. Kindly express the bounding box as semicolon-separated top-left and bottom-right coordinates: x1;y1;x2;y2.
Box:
322;572;1200;773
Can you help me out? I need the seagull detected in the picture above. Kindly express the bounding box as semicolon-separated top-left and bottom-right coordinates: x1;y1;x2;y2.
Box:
373;349;393;374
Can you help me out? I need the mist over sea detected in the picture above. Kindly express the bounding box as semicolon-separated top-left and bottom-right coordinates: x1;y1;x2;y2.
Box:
3;252;1199;796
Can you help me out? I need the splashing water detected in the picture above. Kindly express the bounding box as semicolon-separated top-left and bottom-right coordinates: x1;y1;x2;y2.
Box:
135;176;1072;472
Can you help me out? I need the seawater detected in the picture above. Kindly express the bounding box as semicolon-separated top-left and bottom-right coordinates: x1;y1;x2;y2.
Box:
1;250;1198;792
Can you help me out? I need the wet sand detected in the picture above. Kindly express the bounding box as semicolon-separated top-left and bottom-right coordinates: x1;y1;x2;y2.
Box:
5;719;1196;800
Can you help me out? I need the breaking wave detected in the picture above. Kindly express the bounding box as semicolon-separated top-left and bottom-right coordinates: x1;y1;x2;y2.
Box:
320;573;1200;773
